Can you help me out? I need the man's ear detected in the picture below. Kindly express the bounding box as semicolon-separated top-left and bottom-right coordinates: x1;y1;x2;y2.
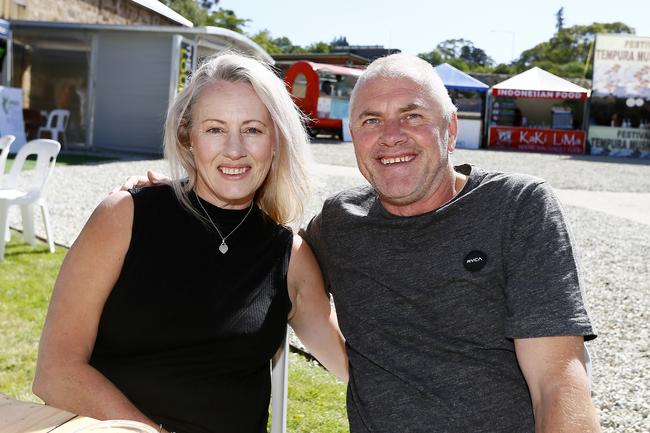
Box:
447;112;458;153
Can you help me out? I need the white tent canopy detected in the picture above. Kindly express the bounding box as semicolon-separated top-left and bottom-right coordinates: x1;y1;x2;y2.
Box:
491;67;589;100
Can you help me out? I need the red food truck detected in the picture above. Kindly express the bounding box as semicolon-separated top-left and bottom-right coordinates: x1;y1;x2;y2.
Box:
285;61;363;139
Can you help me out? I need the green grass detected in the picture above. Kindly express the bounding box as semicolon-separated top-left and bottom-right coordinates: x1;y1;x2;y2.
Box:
286;353;348;432
0;231;349;431
0;231;67;401
5;153;117;172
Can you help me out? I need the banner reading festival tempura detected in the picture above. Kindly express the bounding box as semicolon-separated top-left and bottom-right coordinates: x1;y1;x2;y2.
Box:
592;34;650;98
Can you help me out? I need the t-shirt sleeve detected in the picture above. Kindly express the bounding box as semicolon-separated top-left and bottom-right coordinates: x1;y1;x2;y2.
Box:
502;180;596;341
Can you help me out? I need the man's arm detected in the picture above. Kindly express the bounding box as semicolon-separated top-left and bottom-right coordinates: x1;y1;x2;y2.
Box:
515;336;601;433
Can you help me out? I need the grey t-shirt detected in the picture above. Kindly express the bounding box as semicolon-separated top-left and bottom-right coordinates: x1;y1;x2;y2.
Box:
304;164;595;433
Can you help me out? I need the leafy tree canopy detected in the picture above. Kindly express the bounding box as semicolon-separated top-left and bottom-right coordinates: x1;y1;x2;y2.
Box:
418;39;493;71
515;22;635;77
162;0;249;33
206;8;250;33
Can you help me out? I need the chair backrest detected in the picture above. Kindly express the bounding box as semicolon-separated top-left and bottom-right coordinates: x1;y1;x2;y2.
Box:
270;329;289;433
0;135;15;186
46;109;70;131
4;139;61;195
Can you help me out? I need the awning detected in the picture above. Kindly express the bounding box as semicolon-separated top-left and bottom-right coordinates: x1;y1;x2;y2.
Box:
491;67;589;100
434;63;488;92
305;61;364;77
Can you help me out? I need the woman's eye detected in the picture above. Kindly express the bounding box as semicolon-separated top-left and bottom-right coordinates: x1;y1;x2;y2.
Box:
243;127;262;134
206;127;224;134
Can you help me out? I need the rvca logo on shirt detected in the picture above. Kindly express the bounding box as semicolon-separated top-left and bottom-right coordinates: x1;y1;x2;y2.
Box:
463;250;487;272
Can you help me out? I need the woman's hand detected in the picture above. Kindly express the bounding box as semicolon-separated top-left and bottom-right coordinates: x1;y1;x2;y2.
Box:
111;169;169;194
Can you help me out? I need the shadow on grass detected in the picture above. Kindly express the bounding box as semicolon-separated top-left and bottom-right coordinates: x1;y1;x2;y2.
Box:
1;246;59;259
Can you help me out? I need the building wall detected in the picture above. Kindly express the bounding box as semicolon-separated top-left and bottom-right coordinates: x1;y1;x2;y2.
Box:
0;0;178;25
92;31;173;153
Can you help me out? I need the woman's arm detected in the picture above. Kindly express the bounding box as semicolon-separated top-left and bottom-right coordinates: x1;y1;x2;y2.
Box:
33;191;162;430
287;235;348;382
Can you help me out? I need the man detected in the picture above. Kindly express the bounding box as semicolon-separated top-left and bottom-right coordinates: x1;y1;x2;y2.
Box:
302;54;600;432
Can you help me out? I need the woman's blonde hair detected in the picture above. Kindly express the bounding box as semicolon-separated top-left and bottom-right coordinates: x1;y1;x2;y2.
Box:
164;52;311;227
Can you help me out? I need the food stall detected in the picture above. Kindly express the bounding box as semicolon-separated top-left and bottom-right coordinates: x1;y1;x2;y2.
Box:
285;61;363;139
434;63;488;149
487;67;589;154
589;34;650;158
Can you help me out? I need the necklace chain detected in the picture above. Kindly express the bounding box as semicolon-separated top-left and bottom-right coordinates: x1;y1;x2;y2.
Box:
194;191;254;254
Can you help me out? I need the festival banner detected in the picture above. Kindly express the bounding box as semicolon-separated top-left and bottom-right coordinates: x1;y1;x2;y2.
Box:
592;34;650;98
488;126;585;154
588;125;650;157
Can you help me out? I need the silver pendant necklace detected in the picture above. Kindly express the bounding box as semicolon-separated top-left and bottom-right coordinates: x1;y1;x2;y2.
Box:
194;191;254;254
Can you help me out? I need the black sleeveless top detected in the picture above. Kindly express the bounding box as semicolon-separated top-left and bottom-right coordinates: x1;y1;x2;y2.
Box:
89;185;293;433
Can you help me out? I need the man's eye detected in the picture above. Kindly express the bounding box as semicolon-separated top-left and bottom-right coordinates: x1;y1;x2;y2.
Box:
405;113;422;120
362;118;380;126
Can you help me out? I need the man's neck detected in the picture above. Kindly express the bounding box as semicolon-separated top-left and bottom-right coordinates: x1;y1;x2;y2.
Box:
380;168;468;217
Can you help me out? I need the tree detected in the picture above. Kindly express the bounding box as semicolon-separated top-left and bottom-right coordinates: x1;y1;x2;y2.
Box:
162;1;250;32
251;29;281;54
435;38;473;59
161;0;209;26
199;0;218;11
556;7;565;32
418;50;443;66
206;8;250;33
459;45;491;67
305;41;331;53
273;36;306;53
419;39;493;71
493;63;514;74
515;22;635;77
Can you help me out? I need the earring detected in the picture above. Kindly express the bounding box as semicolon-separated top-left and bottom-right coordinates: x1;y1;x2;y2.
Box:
189;145;193;153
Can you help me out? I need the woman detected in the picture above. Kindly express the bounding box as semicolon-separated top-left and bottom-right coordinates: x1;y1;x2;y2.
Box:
33;53;347;433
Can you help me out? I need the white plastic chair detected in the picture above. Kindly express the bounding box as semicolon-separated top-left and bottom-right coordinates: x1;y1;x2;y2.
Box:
37;109;70;146
0;139;61;261
0;135;15;187
270;328;289;433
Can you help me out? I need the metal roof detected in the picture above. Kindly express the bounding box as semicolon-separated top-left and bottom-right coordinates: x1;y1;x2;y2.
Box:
9;20;272;63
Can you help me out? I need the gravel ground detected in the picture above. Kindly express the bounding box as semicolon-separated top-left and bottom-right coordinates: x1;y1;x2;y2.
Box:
6;143;649;432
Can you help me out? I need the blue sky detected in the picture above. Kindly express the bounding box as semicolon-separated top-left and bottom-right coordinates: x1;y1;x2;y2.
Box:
219;0;650;65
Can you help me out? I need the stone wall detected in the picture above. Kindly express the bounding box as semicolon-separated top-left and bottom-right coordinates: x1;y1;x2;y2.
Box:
1;0;180;25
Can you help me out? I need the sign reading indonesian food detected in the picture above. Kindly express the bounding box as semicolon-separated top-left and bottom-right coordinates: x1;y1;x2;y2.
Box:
491;89;586;99
592;34;650;98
